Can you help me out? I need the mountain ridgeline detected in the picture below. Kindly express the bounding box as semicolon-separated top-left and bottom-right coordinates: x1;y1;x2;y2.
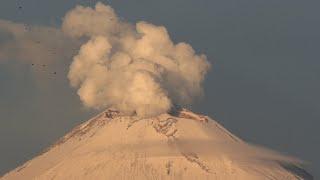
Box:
1;109;313;180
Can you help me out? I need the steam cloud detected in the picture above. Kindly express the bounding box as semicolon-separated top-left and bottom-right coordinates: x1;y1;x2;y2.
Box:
0;2;210;117
64;3;211;117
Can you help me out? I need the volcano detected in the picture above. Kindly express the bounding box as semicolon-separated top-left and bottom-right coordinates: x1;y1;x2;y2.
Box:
1;109;312;180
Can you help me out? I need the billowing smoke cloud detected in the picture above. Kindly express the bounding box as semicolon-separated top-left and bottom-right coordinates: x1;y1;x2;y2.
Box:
64;2;211;117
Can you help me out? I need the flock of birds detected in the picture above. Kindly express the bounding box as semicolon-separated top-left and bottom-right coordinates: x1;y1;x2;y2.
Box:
17;1;118;77
31;63;57;75
17;4;58;75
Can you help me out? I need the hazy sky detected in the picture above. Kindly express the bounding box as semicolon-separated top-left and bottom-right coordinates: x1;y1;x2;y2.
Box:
0;0;319;178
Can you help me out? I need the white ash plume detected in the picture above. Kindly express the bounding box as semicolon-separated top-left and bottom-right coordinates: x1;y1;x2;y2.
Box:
64;2;211;117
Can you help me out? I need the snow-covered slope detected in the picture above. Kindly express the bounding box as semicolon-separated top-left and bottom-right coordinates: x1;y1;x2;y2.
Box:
1;109;312;180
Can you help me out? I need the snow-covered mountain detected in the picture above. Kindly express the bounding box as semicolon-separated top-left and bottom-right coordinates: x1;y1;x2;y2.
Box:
1;109;312;180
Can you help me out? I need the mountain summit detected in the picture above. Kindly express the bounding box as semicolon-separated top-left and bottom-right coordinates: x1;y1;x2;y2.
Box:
1;109;312;180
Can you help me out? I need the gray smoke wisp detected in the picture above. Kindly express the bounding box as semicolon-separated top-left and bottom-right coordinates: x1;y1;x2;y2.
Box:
0;19;79;65
64;2;211;117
